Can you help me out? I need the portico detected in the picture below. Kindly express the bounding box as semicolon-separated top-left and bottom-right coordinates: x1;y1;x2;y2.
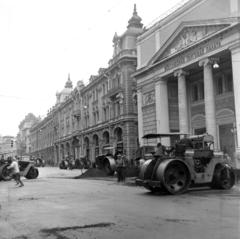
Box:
133;18;240;167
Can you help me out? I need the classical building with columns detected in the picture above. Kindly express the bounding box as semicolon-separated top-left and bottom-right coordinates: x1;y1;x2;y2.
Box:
132;0;240;167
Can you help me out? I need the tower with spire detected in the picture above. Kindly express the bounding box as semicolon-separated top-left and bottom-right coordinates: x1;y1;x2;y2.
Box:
112;4;144;58
56;74;73;106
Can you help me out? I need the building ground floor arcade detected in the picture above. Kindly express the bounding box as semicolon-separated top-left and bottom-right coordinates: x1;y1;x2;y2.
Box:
53;120;138;166
136;24;240;168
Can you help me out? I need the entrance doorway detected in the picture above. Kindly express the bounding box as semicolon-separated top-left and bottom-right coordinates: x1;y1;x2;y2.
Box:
219;124;235;160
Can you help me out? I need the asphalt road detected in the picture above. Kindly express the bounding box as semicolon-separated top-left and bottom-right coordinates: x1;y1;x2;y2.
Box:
0;167;240;239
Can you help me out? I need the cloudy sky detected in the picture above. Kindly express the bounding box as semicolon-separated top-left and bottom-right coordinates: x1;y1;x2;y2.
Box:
0;0;185;136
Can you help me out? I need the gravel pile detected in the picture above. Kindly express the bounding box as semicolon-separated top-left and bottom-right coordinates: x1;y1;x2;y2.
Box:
74;167;138;179
75;168;108;179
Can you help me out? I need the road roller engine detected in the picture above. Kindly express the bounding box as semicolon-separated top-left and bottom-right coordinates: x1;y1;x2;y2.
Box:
135;133;235;195
134;145;155;173
33;156;46;167
0;156;39;181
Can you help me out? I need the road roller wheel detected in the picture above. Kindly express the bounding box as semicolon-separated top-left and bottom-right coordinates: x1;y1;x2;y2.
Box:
144;186;162;193
0;164;12;181
62;160;68;169
210;165;235;190
41;160;46;167
25;167;39;179
161;160;191;195
36;160;40;167
104;159;114;176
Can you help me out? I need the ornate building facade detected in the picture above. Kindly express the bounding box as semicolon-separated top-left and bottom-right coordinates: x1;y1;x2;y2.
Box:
132;0;240;168
17;113;39;156
29;6;143;165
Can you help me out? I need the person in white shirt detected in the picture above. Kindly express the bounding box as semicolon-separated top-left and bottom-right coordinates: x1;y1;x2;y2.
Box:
7;157;24;187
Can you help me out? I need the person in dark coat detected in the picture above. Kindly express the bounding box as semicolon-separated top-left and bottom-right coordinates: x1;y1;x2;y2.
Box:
115;153;124;182
178;135;193;148
155;143;164;156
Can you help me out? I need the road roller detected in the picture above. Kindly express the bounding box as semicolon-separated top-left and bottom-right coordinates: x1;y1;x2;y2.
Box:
135;133;235;195
0;157;39;181
59;155;80;170
35;157;46;167
95;147;117;175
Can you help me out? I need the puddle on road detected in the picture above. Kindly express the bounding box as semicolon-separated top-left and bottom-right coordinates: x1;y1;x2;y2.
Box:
18;197;44;201
40;222;115;239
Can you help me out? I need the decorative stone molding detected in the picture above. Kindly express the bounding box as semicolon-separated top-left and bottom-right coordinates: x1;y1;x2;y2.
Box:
143;91;155;105
116;92;124;104
132;92;137;105
174;69;189;77
199;58;214;67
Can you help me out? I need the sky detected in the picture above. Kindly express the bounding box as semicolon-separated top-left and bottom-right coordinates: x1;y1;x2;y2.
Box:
0;0;184;136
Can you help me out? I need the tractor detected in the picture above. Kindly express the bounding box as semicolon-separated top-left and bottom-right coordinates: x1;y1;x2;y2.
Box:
0;156;39;181
135;133;235;195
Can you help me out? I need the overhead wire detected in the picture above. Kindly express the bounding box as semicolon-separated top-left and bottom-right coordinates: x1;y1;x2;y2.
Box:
40;0;125;70
0;94;51;101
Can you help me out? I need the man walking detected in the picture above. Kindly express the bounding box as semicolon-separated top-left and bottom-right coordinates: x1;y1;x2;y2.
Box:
7;157;24;187
115;153;124;182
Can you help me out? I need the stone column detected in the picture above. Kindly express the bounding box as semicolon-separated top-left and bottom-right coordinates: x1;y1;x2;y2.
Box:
199;58;219;150
154;77;170;145
174;69;190;136
137;87;144;146
230;45;240;167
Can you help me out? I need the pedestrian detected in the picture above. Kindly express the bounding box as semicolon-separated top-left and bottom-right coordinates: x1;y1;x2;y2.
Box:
115;153;124;182
69;157;75;170
178;135;193;148
122;150;127;181
7;157;24;187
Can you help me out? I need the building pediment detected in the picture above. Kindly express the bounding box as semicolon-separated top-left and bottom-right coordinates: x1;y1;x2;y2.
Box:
148;19;237;66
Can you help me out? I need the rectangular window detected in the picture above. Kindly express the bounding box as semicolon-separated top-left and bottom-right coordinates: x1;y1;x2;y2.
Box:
191;81;204;102
217;77;223;95
103;84;105;95
193;85;198;102
199;82;204;100
117;74;121;86
117;102;120;116
227;74;233;92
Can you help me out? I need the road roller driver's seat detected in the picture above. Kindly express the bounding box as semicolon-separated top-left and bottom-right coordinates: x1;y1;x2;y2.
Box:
175;144;186;157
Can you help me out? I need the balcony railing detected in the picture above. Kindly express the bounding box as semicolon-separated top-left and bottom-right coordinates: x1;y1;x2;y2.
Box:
52;121;59;129
73;109;81;118
107;84;123;98
108;49;137;66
